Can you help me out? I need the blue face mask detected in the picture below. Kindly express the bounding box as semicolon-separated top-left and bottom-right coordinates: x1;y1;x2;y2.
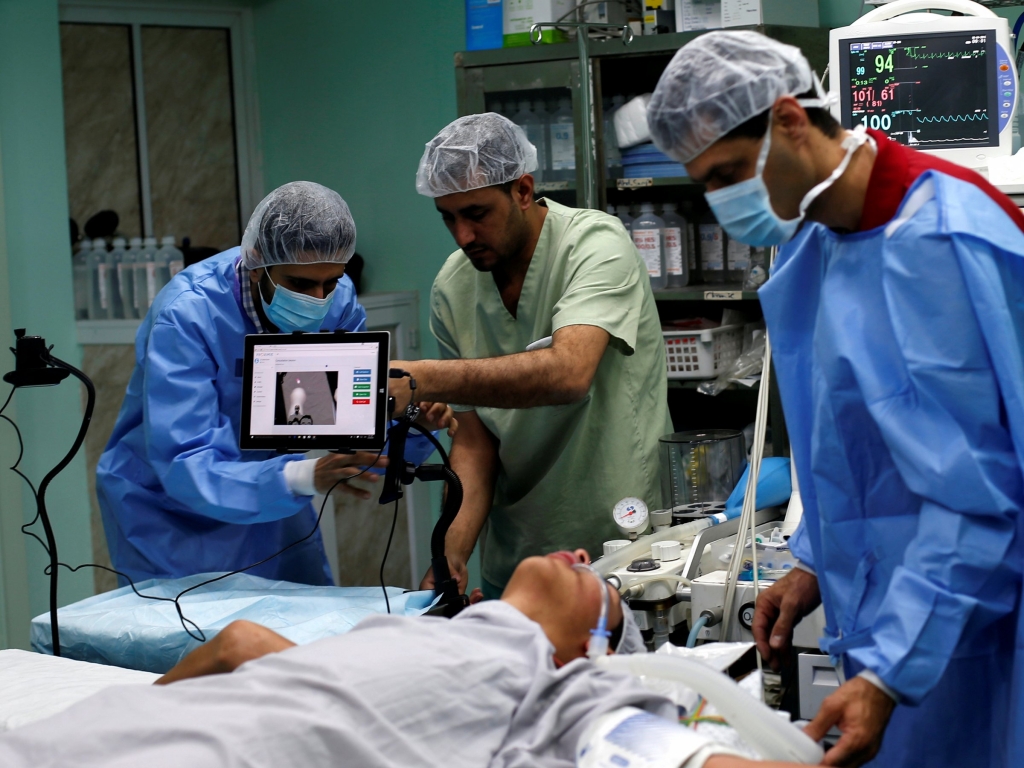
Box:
705;116;870;248
259;271;336;333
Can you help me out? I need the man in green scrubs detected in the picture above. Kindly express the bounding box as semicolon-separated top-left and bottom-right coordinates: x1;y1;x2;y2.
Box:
394;113;672;598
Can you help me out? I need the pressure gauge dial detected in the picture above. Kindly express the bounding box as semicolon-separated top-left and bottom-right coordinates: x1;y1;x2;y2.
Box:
612;497;649;539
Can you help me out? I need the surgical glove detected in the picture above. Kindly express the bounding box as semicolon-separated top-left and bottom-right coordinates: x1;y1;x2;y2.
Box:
283;459;318;497
577;707;743;768
313;452;387;500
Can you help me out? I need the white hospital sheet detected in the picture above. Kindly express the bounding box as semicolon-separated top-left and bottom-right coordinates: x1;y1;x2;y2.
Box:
0;649;158;732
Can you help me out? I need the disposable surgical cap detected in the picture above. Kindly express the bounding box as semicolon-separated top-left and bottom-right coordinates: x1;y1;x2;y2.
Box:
647;31;818;164
416;113;538;198
241;181;356;269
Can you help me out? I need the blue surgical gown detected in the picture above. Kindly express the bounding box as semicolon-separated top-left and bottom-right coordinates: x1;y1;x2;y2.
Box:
97;249;435;587
760;172;1024;768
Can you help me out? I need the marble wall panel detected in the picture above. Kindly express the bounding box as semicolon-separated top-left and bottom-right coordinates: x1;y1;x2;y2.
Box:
142;26;241;252
81;344;136;594
61;23;142;241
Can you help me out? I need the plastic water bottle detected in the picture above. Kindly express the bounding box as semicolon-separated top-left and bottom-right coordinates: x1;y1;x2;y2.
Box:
604;95;624;180
615;205;633;229
532;100;551;178
632;202;666;291
135;237;159;312
661;203;689;288
548;98;576;183
699;212;726;284
125;237;144;317
73;240;91;320
107;237;127;319
87;238;110;320
118;239;138;319
512;101;546;184
161;236;185;279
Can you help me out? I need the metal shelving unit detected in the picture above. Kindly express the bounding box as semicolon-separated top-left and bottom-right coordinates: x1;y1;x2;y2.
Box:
453;27;819;456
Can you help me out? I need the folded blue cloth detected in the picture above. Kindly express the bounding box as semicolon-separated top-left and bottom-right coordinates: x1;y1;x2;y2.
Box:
32;573;438;673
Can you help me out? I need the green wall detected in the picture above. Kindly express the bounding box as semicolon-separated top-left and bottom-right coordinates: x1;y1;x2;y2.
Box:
252;0;465;361
0;0;95;648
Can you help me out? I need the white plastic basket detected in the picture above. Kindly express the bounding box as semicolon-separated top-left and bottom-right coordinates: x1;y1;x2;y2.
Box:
663;324;744;379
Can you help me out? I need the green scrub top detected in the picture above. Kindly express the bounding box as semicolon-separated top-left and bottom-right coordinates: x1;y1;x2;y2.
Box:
430;199;673;589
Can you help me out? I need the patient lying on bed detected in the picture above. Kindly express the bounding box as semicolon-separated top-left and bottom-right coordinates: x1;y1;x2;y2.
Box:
0;550;802;768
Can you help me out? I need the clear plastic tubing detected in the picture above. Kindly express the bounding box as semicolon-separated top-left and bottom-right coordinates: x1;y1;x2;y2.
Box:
596;655;824;764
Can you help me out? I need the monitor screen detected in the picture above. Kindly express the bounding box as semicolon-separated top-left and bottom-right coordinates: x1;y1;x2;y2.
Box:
839;30;998;150
240;331;390;451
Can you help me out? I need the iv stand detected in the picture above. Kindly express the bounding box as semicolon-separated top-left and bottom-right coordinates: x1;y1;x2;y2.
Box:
529;22;634;210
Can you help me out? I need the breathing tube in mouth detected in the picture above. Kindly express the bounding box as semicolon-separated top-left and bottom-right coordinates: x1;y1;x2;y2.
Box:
573;563;611;659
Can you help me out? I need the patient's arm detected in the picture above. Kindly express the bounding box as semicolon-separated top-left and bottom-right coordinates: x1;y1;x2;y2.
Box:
156;620;296;685
704;757;800;768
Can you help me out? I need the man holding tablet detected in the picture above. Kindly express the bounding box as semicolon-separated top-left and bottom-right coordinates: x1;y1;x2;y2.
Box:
97;182;454;587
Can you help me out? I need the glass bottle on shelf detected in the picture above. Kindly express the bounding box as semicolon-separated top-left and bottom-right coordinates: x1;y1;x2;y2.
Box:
548;98;576;183
661;203;689;288
698;212;726;284
512;100;546;184
632;202;666;291
726;235;751;284
73;239;91;320
129;237;147;317
683;203;699;282
135;237;158;313
161;236;185;279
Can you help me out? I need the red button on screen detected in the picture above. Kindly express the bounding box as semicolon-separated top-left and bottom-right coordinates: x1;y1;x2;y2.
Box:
352;399;371;405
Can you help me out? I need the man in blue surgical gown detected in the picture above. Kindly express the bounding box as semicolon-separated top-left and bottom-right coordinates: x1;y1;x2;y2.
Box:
647;32;1024;767
97;182;449;587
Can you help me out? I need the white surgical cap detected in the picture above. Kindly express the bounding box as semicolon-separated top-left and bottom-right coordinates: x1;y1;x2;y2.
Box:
647;31;820;164
415;113;538;198
241;181;356;269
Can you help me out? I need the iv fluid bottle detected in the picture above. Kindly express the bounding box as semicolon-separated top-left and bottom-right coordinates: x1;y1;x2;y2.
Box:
73;240;91;320
615;205;633;229
661;203;689;288
532;100;551;178
606;205;627;232
87;238;110;320
161;236;185;279
726;235;751;284
107;237;127;319
604;95;624;180
699;213;726;284
632;202;666;291
548;98;576;183
512;101;546;184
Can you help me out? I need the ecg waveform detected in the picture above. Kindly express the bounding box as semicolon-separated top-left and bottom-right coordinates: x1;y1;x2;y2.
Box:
902;47;986;60
916;112;988;123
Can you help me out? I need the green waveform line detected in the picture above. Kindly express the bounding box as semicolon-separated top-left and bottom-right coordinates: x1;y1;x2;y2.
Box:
916;112;987;123
902;47;985;60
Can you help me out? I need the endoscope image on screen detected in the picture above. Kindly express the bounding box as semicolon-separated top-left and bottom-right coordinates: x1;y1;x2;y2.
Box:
841;31;996;149
275;371;339;426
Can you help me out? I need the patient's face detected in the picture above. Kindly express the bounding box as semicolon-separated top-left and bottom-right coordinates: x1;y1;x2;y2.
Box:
502;549;624;663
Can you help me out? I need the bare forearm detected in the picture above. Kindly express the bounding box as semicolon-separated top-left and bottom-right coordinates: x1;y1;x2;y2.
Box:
156;621;294;685
412;352;581;408
446;414;498;562
704;757;798;768
407;325;610;409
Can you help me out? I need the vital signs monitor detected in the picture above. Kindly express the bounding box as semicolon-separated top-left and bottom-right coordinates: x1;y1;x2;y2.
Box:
240;331;391;451
830;0;1017;170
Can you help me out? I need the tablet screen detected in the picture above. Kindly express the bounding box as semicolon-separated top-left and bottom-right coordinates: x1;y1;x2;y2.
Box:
240;331;390;451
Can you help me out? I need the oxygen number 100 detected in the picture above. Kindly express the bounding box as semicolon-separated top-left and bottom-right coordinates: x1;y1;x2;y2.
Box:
859;113;892;131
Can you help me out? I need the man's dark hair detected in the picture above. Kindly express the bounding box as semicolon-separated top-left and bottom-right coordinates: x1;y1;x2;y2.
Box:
723;88;841;142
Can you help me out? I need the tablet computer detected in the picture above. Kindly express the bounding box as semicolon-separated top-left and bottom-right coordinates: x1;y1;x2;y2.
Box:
240;331;390;451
